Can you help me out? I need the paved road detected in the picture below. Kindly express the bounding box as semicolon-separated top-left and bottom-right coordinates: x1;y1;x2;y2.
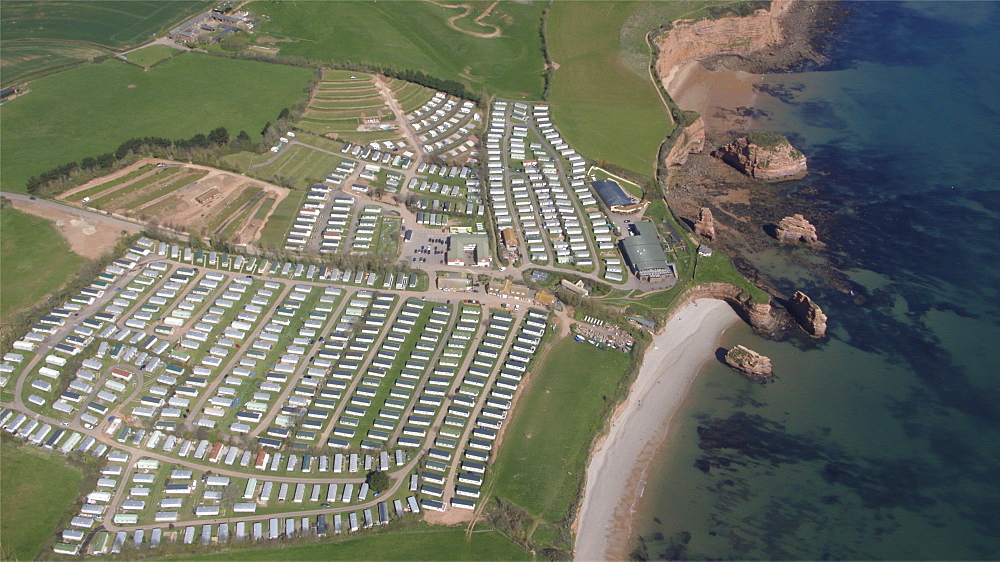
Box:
1;191;145;232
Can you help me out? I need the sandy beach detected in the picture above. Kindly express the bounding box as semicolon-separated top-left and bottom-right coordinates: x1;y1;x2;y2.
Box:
574;299;740;561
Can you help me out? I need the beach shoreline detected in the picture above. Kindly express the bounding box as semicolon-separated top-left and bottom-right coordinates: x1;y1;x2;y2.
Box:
574;299;740;561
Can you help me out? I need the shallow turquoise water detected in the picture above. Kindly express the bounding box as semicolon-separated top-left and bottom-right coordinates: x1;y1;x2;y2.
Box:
632;2;1000;559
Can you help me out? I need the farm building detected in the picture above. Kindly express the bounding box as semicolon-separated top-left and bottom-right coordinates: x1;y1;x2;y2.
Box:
619;222;675;282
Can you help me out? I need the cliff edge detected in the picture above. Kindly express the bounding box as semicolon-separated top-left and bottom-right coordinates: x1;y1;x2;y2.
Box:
716;133;807;181
724;345;773;381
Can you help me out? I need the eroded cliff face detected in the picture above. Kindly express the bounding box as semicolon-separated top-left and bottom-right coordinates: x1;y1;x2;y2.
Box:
775;213;820;244
665;116;706;167
788;291;827;337
656;0;792;97
716;135;808;181
676;282;776;332
724;345;773;381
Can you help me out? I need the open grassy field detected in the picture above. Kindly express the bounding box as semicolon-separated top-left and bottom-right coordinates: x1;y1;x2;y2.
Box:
0;1;211;85
489;336;632;525
247;0;546;99
245;144;338;190
0;54;313;193
0;441;84;560
0;207;89;322
174;524;529;561
258;189;306;248
124;44;181;68
547;1;681;178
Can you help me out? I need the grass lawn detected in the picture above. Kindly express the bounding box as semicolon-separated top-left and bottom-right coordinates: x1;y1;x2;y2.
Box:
0;441;84;560
247;0;547;99
0;54;312;193
0;41;111;86
125;44;181;68
173;524;530;560
0;207;89;321
258;190;306;248
546;1;680;178
490;336;632;524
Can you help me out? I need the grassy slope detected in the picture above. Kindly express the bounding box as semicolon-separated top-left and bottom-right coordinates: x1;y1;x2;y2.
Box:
258;190;307;248
547;1;675;178
0;207;89;321
247;0;546;99
0;442;83;560
490;336;632;524
0;54;312;193
174;525;530;561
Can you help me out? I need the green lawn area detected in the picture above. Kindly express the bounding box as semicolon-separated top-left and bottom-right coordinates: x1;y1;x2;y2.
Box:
547;1;679;178
174;524;530;561
247;0;546;99
0;54;312;193
1;1;211;85
490;336;632;526
125;44;181;68
0;442;84;560
0;207;89;321
258;190;306;248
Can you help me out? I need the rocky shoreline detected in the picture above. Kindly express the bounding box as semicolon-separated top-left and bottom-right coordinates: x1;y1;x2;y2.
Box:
659;0;852;334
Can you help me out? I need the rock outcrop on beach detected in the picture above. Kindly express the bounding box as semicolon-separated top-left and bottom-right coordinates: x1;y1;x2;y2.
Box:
694;207;716;240
665;116;706;167
716;133;807;181
788;291;827;337
775;214;820;244
724;345;773;380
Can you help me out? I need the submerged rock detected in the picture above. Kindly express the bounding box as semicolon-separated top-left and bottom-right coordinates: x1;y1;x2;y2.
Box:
788;291;828;337
694;207;716;240
724;345;774;380
775;214;820;244
716;133;807;181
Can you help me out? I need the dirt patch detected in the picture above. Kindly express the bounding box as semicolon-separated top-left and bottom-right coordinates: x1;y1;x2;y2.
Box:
9;199;135;259
127;84;137;88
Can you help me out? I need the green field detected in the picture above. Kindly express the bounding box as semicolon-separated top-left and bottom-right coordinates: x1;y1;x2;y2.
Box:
175;525;529;561
1;1;211;85
0;41;112;86
490;336;632;526
546;1;682;178
0;442;84;560
258;190;306;248
0;207;89;321
247;0;547;99
124;44;182;68
241;144;339;190
0;54;312;193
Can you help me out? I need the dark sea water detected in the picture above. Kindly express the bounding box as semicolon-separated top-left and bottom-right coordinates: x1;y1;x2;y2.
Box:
632;2;1000;559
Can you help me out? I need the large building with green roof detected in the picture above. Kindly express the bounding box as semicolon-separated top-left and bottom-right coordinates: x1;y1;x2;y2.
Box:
619;222;675;282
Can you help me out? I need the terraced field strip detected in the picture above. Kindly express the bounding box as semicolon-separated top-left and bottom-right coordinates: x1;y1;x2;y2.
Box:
253;197;277;220
206;187;265;232
219;195;268;239
208;187;265;234
258;190;306;248
65;164;157;202
90;167;181;209
128;170;209;210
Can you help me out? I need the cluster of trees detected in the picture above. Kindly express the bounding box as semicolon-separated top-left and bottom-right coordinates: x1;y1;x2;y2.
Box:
24;126;253;198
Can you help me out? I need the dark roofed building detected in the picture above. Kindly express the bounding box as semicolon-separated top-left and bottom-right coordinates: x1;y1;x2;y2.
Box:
592;179;645;214
620;222;675;282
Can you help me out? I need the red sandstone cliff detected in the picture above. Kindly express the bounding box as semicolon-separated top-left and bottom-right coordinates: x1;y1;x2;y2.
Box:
716;134;807;181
